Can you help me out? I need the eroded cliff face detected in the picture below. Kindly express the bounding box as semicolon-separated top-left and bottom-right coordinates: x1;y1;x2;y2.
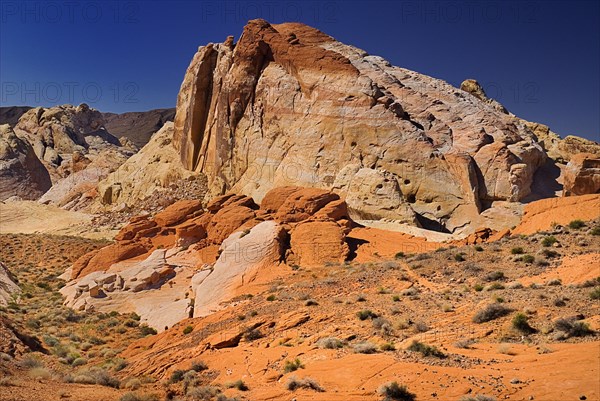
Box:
173;19;548;234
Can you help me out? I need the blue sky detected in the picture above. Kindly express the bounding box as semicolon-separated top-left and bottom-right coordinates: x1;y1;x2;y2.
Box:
1;0;598;141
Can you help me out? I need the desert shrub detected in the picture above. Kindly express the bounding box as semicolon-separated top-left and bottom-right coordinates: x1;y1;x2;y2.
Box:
521;255;535;263
285;376;324;392
228;379;248;391
186;385;220;399
266;294;276;301
485;282;505;291
414;320;429;333
183;325;193;335
394;252;405;259
473;304;512;323
191;361;208;372
353;342;378;354
0;377;14;386
120;393;160;401
459;395;497;401
392;295;401;302
356;294;367;302
71;357;87;367
568;219;585;229
485;271;505;282
473;284;484;292
170;369;187;383
554;318;593;338
590;226;600;235
283;358;304;373
510;247;524;255
357;309;378;321
73;367;120;388
454;253;466;262
474;245;484;252
244;328;263;341
541;236;557;247
512;313;535;333
380;342;396;351
546;278;562;286
378;381;416;401
122;378;141;390
316;337;343;349
139;325;157;336
590;287;600;300
454;338;475;349
305;299;319;306
407;341;445;358
542;249;559;258
29;367;51;380
401;287;419;296
19;354;43;369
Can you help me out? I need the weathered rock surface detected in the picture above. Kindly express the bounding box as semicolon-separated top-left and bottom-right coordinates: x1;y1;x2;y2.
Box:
62;186;356;328
562;153;600;196
172;19;548;235
0;124;51;201
97;122;200;207
0;262;20;306
193;220;285;316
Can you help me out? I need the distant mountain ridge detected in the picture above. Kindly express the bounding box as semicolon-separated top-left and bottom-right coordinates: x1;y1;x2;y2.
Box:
0;106;175;148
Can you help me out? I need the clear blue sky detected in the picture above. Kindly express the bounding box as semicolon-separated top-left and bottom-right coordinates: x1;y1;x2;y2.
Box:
1;0;598;141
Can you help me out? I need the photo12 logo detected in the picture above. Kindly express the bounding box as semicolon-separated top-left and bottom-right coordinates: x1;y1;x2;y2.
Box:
1;81;140;105
1;1;140;24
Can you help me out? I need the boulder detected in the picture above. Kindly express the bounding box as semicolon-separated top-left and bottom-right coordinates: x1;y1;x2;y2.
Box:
153;199;203;227
289;221;349;267
563;153;600;196
71;241;150;279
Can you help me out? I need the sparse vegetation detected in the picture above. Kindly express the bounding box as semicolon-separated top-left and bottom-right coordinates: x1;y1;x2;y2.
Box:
378;381;416;401
183;325;194;335
473;304;512;323
511;247;524;255
541;236;558;247
407;340;446;358
317;337;344;349
283;358;304;373
459;395;497;401
591;287;600;300
521;254;535;264
353;342;379;354
568;219;585;229
286;376;324;392
512;313;535;333
357;309;378;320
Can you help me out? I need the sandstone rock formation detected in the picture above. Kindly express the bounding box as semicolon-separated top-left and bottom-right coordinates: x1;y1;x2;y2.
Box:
60;186;361;328
526;121;600;163
97;122;200;207
562;153;600;196
172;19;548;235
460;79;508;114
0;124;51;201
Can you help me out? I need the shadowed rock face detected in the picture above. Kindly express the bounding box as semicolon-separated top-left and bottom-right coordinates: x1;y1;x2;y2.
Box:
172;19;548;234
102;108;176;148
0;124;51;201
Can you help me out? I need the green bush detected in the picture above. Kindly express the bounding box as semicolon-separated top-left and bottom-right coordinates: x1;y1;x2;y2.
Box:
378;381;416;401
512;313;535;333
541;236;557;247
356;310;378;321
394;252;405;259
568;219;585;229
407;340;445;358
266;294;276;301
590;287;600;300
510;247;524;255
183;325;193;335
590;226;600;236
522;255;535;264
474;245;484;252
316;337;343;349
283;358;304;373
454;253;466;262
